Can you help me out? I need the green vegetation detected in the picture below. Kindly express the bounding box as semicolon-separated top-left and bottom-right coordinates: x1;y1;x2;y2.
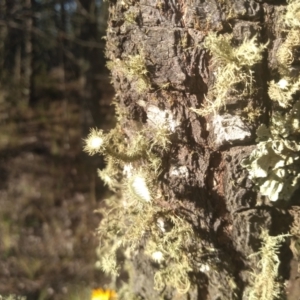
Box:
241;102;300;201
0;296;26;300
282;0;300;28
84;107;209;294
242;0;300;202
277;29;300;75
268;77;300;108
247;230;290;300
277;0;300;75
191;33;266;116
124;10;139;24
107;54;151;93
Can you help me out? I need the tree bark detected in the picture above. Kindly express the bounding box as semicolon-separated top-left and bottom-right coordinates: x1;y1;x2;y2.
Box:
95;0;300;299
23;0;33;103
0;1;7;81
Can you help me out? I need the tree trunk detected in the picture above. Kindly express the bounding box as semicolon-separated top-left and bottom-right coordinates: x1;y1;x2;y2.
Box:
23;0;33;103
90;0;300;299
0;1;7;81
14;45;21;85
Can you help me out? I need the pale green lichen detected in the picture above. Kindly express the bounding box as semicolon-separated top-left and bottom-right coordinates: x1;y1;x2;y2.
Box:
84;104;207;294
107;54;151;93
268;77;300;108
277;0;300;74
283;0;300;29
242;102;300;201
144;214;196;293
277;29;300;74
191;33;267;116
95;191;206;294
126;172;154;204
243;0;300;202
247;230;290;300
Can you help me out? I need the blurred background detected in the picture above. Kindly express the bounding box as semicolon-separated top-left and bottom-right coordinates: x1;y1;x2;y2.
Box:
0;0;115;299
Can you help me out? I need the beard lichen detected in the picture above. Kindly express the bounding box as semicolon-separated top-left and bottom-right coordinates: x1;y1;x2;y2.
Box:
106;53;151;93
246;230;290;300
268;77;300;108
191;33;267;116
84;104;212;295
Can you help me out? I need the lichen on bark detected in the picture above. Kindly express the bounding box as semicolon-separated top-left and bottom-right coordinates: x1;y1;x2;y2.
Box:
85;0;300;299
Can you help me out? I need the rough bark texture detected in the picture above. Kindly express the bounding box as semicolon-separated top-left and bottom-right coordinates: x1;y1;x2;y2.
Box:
101;0;299;299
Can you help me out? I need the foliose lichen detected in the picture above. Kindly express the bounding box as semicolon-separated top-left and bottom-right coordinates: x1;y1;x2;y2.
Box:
241;102;300;201
242;0;300;202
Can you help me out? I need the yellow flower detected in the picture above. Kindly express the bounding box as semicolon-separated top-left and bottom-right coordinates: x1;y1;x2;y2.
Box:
91;289;116;300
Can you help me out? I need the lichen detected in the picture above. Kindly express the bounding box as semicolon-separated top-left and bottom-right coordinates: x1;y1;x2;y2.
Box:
246;230;290;300
191;33;266;116
282;0;300;29
241;102;300;201
84;104;208;294
107;54;151;93
268;77;300;108
277;0;300;75
277;29;300;75
212;114;251;146
242;0;300;202
95;192;205;294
